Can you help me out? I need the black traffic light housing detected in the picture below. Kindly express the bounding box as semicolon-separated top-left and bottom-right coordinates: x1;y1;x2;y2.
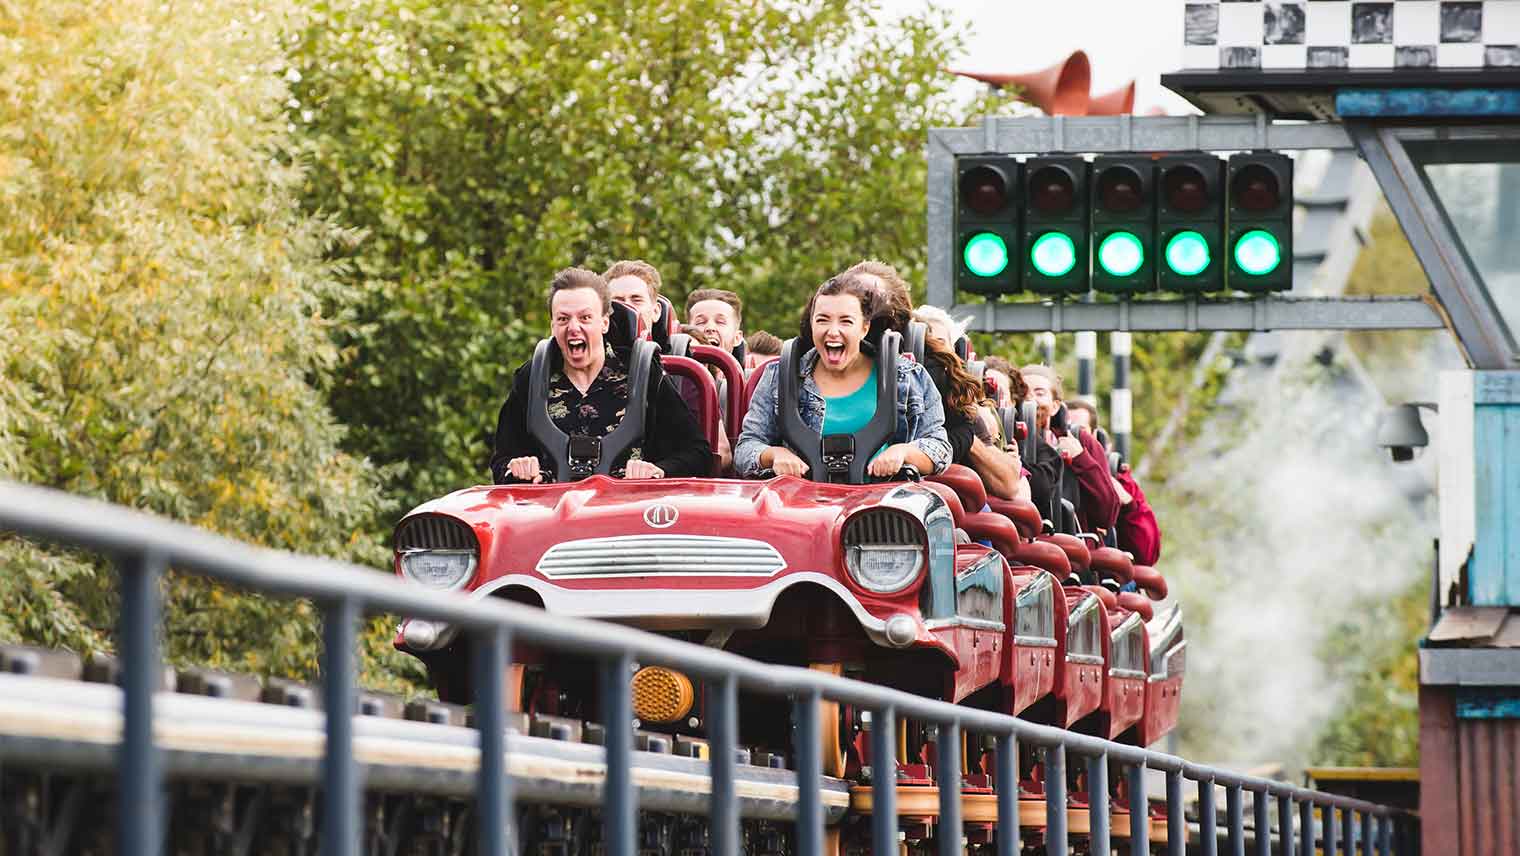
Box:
1156;154;1225;293
955;156;1021;295
1022;156;1090;295
1226;152;1294;292
1089;155;1157;294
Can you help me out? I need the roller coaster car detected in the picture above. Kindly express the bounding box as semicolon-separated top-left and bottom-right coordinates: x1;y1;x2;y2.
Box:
391;320;1063;772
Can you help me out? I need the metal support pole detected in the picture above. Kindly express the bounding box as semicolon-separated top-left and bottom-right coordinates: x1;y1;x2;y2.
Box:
1166;768;1185;856
1128;762;1148;856
1226;785;1244;856
996;733;1020;856
1325;803;1338;856
710;675;739;856
938;722;962;856
1111;331;1132;462
602;653;635;856
321;597;360;856
1037;331;1056;367
1341;808;1354;856
1300;800;1314;856
1199;779;1218;856
873;708;899;856
472;626;514;856
1278;795;1294;856
1075;331;1096;402
118;549;166;856
1361;811;1373;856
1376;815;1391;856
1087;752;1110;855
1046;744;1068;856
793;690;824;856
1253;789;1271;856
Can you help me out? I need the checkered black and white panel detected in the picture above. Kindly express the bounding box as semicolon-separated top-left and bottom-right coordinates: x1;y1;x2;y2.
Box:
1182;1;1520;69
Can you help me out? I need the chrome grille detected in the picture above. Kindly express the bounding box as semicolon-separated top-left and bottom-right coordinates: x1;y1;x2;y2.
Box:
843;510;919;547
395;515;476;552
536;535;785;578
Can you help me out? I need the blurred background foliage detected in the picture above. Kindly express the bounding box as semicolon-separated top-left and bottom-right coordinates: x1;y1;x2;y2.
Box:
1;0;1430;765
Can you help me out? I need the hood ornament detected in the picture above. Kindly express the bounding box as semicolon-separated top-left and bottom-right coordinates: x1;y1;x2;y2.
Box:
643;503;679;529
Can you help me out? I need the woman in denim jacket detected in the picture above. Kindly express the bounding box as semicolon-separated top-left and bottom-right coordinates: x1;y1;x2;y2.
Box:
734;274;951;478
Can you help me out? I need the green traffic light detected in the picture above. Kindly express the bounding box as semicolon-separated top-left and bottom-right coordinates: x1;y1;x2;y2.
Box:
1234;229;1282;276
1165;230;1211;276
1030;232;1077;277
963;232;1009;277
1097;231;1144;277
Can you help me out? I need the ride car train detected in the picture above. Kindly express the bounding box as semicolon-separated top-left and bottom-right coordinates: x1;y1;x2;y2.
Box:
390;298;1185;851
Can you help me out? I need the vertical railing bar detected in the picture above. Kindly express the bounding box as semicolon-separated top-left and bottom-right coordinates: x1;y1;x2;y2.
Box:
118;549;166;856
1360;810;1373;856
1253;788;1271;856
709;674;739;856
1088;752;1110;856
321;596;360;856
1278;795;1294;856
1166;768;1184;856
873;707;898;856
1341;808;1353;856
1128;762;1148;856
472;625;513;856
1045;744;1068;856
996;732;1019;856
1376;815;1391;856
937;721;962;856
1199;778;1218;856
602;653;635;856
1299;799;1314;856
1325;802;1338;856
793;689;824;856
1226;784;1244;856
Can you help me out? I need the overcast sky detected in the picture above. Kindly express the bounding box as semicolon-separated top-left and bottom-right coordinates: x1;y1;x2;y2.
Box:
883;0;1199;115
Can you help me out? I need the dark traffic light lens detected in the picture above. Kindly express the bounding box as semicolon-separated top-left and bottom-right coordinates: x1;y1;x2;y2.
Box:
1029;166;1076;215
1231;163;1282;212
960;165;1009;216
1163;165;1208;213
1097;166;1144;212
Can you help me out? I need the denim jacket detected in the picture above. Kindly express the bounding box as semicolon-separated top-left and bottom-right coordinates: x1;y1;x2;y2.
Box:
734;349;952;477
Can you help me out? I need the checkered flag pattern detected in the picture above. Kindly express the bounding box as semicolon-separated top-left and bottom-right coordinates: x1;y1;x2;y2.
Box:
1183;1;1520;69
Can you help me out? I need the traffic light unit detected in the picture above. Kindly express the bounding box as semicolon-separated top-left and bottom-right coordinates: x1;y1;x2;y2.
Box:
952;151;1293;298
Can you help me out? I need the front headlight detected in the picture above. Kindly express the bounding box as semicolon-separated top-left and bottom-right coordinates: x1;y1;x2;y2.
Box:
842;509;926;594
845;545;923;593
399;549;477;590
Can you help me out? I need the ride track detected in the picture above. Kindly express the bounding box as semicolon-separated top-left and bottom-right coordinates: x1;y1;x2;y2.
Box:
0;481;1414;855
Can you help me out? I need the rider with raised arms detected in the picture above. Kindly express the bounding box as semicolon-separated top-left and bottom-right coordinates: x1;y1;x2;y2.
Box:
734;273;950;479
489;267;710;484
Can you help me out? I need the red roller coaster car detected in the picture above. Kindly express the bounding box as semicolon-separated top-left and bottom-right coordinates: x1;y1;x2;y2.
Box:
392;305;1183;826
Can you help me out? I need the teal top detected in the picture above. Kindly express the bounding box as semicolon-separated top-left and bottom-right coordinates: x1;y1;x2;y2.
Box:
821;366;878;437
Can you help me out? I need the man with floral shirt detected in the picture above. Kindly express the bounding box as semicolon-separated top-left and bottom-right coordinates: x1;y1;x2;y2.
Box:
489;267;710;483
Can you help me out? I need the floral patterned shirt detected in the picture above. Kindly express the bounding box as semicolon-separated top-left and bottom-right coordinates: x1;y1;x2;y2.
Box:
543;345;643;476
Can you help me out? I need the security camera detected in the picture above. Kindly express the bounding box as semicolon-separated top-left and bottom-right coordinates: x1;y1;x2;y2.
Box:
1377;402;1435;464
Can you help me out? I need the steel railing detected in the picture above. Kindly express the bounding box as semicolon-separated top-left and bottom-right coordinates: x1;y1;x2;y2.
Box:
0;481;1416;855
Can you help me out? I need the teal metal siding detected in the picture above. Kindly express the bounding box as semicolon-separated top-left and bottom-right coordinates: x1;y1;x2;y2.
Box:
1472;372;1520;606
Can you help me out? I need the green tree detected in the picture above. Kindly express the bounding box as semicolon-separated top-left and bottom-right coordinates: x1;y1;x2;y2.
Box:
0;0;416;691
288;0;1007;520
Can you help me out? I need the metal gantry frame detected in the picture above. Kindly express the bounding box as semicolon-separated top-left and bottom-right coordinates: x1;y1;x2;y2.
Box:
0;481;1418;855
925;115;1448;334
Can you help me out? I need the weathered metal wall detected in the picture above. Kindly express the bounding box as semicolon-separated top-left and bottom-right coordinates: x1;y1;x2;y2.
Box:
1456;715;1520;856
1422;685;1520;855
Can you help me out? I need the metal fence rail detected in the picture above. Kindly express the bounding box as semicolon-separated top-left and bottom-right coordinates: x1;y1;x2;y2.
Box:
0;481;1416;855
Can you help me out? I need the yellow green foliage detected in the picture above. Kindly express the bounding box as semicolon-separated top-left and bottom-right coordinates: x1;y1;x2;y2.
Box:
0;0;418;691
